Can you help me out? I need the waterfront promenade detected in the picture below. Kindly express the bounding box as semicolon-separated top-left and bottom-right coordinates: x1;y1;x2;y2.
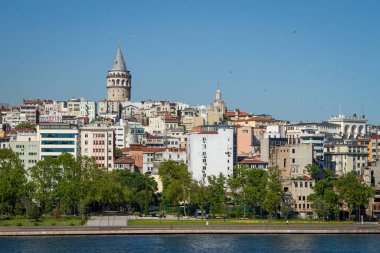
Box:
1;224;380;236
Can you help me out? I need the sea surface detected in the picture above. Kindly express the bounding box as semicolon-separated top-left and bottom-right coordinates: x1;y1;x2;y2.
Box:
1;234;379;253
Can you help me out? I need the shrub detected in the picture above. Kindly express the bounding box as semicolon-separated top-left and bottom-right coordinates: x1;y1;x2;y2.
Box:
27;203;41;221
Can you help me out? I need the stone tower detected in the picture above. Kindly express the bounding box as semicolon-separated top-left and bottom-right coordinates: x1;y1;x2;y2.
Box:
107;46;132;102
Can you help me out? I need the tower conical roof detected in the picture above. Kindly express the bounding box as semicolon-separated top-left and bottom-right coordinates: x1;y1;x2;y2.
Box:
111;46;127;71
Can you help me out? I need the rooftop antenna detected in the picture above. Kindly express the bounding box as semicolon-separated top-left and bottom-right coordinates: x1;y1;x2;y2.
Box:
362;104;365;116
217;81;220;90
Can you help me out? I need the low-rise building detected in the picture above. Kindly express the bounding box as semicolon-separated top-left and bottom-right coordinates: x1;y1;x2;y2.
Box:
238;158;268;169
114;156;136;171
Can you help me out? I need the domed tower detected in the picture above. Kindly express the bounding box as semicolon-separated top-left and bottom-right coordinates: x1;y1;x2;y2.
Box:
107;46;132;102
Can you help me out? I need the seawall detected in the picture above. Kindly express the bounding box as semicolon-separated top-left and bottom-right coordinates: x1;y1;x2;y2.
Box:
1;225;380;236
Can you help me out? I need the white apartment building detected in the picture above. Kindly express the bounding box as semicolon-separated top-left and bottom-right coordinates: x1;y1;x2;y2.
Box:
67;98;96;121
126;121;145;147
112;120;127;149
4;107;27;128
187;128;234;182
37;123;79;160
81;122;115;170
264;125;285;139
143;147;187;174
9;129;39;171
328;114;367;138
324;143;368;176
79;98;97;122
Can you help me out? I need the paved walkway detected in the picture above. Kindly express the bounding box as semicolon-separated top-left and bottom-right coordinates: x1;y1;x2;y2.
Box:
86;216;128;227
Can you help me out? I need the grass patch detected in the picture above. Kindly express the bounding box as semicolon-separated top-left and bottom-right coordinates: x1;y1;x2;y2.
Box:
0;216;86;226
127;218;354;226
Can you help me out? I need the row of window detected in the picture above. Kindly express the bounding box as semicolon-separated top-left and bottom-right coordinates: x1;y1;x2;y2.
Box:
95;156;112;161
295;204;310;209
16;152;37;156
294;181;313;188
20;160;37;164
41;140;74;145
41;148;75;153
41;133;75;138
298;196;307;201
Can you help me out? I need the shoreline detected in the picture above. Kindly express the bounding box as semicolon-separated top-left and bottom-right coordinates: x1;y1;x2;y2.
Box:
1;225;380;236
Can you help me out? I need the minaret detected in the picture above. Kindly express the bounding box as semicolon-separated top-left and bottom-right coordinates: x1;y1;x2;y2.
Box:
107;46;132;102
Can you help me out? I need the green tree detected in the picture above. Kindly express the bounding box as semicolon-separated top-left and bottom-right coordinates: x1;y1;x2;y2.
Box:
208;173;227;217
114;170;157;214
336;171;375;221
14;122;36;130
115;148;123;159
228;165;268;218
30;156;62;214
86;168;124;211
159;161;191;215
306;164;321;180
263;167;283;219
308;169;340;220
27;202;41;221
30;154;105;215
190;180;211;219
0;149;28;215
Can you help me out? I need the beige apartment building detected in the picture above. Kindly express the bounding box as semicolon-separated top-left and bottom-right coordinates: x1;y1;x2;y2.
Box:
272;143;314;179
81;122;115;170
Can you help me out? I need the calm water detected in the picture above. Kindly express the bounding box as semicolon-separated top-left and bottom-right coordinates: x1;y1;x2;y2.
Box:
1;235;380;253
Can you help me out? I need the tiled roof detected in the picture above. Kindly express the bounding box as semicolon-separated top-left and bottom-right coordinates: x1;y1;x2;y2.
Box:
114;156;135;164
146;135;163;139
238;158;268;164
232;117;274;123
196;131;218;134
226;111;251;117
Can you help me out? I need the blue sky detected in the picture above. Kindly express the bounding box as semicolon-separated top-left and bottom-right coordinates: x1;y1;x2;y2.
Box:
1;0;380;123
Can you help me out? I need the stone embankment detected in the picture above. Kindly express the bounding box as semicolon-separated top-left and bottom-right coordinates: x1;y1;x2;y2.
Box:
1;224;380;236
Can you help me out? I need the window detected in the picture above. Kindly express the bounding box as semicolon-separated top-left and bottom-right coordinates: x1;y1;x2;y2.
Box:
305;182;308;188
294;182;298;188
292;158;295;163
292;149;295;153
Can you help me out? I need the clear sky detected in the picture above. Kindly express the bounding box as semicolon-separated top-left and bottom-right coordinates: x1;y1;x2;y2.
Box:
1;0;380;123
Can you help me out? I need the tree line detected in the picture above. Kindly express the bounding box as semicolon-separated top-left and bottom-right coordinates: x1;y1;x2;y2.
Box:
159;162;375;220
0;149;375;221
0;149;157;218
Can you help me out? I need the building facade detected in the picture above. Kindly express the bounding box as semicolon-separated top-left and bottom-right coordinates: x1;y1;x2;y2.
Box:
187;128;234;182
80;122;115;170
37;123;79;160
